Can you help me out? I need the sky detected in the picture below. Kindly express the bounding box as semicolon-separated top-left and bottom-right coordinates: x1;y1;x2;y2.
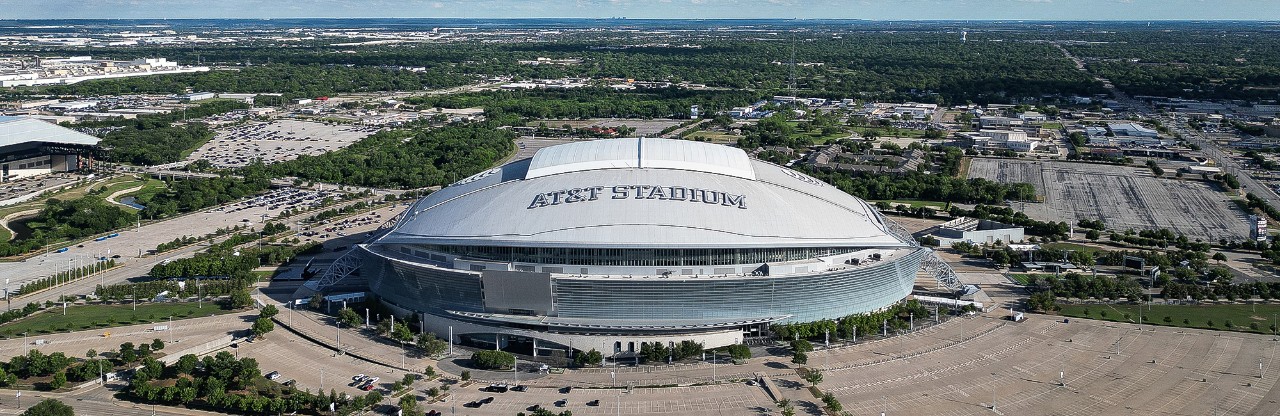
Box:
6;0;1280;20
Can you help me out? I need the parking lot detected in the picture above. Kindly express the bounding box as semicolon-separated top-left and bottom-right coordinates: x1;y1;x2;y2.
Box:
233;321;412;395
968;158;1249;241
0;310;254;361
188;120;379;168
0;173;83;205
0;185;379;296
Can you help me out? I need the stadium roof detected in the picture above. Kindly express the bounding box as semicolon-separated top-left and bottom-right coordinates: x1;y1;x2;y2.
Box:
526;137;756;180
378;138;909;249
0;116;100;148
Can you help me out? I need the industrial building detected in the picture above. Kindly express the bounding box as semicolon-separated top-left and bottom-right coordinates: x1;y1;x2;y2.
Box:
927;217;1025;246
1108;123;1160;138
354;138;934;358
0;116;100;181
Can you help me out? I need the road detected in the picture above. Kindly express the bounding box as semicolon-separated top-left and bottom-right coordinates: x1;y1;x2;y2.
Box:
1177;119;1280;208
1;195;403;309
0;384;231;416
1054;41;1280;209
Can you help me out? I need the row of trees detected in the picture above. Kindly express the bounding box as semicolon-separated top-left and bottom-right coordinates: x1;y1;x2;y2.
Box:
18;259;116;295
25;33;1105;104
770;300;932;343
125;350;384;415
408;87;760;120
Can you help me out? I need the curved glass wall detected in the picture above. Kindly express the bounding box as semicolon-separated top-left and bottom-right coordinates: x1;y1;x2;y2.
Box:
364;246;927;326
411;244;864;267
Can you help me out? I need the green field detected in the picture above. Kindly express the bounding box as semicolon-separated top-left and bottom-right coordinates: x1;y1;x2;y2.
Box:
1058;303;1280;334
1040;242;1106;257
0;303;245;337
1008;273;1035;285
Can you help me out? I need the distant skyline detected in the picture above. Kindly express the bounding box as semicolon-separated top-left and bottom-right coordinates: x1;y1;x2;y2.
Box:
7;0;1280;21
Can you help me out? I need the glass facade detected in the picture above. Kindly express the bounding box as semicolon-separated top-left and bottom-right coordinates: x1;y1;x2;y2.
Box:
364;246;927;327
410;244;862;267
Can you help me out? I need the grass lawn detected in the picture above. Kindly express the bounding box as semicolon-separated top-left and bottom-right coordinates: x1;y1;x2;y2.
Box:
1008;273;1035;285
1041;122;1065;130
1040;242;1106;257
99;177;165;199
1058;303;1280;334
0;303;245;337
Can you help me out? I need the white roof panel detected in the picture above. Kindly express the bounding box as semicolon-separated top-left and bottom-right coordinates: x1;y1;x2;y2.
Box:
383;139;907;249
0;116;100;148
525;137;756;180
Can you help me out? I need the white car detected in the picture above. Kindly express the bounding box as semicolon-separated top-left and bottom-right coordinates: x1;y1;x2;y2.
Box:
266;371;281;380
353;374;366;382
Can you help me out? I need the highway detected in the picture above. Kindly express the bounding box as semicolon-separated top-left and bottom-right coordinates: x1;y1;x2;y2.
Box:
1175;118;1280;208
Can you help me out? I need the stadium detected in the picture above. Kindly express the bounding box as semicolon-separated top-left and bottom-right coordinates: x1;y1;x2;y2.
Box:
357;137;930;359
0;116;100;181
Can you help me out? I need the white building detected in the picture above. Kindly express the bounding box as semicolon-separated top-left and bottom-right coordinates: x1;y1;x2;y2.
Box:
969;129;1040;152
979;116;1024;128
1108;123;1159;138
1018;111;1047;122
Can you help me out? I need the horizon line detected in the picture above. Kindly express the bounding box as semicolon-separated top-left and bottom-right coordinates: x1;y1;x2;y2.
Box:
2;17;1279;23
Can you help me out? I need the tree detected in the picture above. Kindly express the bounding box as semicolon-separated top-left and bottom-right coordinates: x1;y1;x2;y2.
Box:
575;349;604;367
0;367;15;387
85;349;96;359
791;351;808;365
259;304;279;319
1212;252;1228;263
21;399;74;416
174;354;199;375
252;318;275;339
398;394;420;415
308;294;323;310
991;250;1011;267
790;339;814;354
337;308;361;328
151;339;165;351
417;333;448;357
423;366;436;379
50;371;67;389
118;342;137;363
229;289;253;309
803;368;824;386
1086;229;1101;241
470;350;515;370
821;392;843;412
722;344;751;361
460;370;471;381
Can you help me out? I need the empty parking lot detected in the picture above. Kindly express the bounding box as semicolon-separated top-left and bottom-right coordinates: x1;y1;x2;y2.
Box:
968;158;1249;241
